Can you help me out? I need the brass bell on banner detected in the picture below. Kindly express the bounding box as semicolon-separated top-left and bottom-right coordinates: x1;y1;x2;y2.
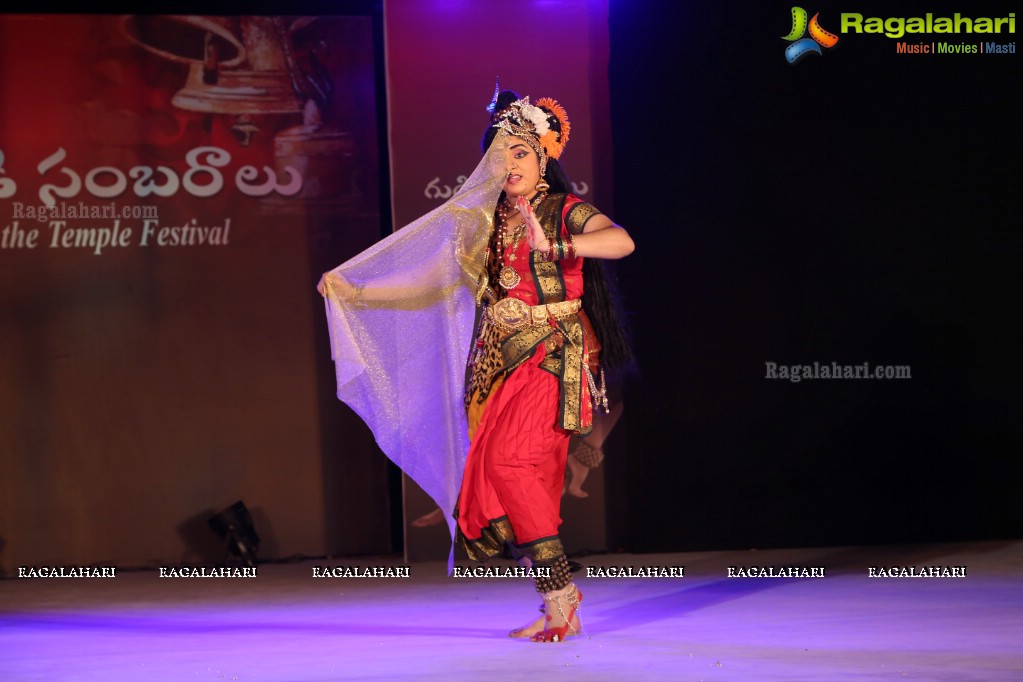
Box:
120;14;359;207
120;15;304;144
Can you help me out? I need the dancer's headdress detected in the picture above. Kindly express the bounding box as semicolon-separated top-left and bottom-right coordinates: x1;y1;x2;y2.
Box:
490;94;571;176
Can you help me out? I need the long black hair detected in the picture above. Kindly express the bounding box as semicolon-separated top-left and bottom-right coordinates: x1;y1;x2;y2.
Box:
482;91;634;373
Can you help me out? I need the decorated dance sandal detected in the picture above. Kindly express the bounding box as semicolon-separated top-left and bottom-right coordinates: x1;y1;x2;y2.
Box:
530;584;583;643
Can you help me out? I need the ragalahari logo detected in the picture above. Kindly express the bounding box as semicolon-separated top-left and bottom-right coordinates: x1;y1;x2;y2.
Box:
783;7;839;63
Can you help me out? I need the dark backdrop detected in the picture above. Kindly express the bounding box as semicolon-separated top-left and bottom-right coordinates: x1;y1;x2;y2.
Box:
605;0;1021;551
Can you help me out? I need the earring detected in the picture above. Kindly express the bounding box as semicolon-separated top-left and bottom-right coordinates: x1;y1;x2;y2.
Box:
536;180;550;192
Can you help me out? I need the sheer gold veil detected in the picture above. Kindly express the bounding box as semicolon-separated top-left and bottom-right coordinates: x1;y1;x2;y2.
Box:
322;133;509;560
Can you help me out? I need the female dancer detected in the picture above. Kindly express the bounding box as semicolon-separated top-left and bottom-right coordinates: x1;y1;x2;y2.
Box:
318;90;633;643
456;92;633;642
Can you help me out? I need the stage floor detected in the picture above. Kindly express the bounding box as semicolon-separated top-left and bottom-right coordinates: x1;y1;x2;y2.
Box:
2;540;1021;681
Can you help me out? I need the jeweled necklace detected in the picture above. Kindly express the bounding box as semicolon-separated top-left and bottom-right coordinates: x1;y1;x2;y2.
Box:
494;192;546;290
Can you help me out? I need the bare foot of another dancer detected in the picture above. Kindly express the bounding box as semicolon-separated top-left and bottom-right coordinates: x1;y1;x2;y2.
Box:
411;507;444;528
565;455;590;498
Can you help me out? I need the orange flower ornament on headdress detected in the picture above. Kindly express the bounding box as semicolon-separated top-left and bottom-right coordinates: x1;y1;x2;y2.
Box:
534;97;570;160
493;96;571;161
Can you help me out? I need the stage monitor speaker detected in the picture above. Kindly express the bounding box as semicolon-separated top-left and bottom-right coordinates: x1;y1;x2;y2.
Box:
208;500;261;567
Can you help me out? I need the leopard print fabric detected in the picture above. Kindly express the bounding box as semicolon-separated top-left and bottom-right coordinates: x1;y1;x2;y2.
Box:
465;309;507;407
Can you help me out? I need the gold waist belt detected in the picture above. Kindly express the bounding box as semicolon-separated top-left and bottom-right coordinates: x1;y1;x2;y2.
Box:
489;297;582;331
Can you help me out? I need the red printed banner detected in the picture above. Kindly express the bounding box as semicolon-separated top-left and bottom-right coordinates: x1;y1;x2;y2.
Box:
1;14;379;256
0;13;387;573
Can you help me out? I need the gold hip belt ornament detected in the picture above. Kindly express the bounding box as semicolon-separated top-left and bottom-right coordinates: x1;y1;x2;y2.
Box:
489;297;582;331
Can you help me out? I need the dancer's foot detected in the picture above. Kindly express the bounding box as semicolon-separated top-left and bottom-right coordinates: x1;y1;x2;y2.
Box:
509;598;545;637
508;614;546;638
530;584;582;643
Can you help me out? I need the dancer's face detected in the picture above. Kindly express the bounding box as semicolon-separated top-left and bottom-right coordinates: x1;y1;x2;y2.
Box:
503;136;541;199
